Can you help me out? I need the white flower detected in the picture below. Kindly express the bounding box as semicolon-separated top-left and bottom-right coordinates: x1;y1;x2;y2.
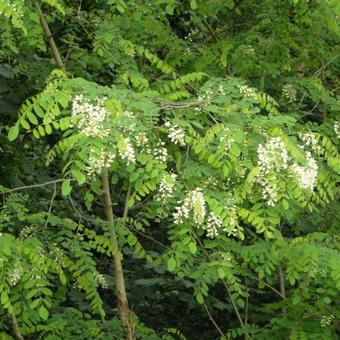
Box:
219;127;235;154
290;151;318;190
19;226;35;239
256;137;289;206
320;314;334;328
135;132;149;147
71;95;110;138
9;265;23;286
334;120;340;138
206;212;223;238
86;148;116;177
96;273;109;289
154;141;168;163
157;173;177;202
238;85;256;98
298;132;321;154
119;137;136;165
173;188;206;226
282;84;297;102
165;122;186;146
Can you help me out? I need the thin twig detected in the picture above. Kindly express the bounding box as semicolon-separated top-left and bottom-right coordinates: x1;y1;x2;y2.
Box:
44;182;57;227
203;300;225;338
250;274;285;299
126;225;169;249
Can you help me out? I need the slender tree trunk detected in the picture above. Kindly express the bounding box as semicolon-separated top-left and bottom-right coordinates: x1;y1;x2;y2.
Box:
33;1;65;71
33;4;134;338
102;169;135;340
10;314;24;340
278;266;286;313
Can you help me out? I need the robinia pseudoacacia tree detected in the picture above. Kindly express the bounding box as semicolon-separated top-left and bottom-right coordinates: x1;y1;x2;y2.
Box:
1;0;339;339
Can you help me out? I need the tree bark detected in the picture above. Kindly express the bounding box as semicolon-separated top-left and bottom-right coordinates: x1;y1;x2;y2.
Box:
10;314;24;340
102;169;135;340
33;1;65;71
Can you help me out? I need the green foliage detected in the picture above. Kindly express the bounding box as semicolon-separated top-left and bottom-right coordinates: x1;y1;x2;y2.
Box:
0;0;339;338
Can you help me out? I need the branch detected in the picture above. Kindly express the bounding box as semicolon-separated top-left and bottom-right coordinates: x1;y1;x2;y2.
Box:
202;300;225;338
33;1;65;71
1;179;75;195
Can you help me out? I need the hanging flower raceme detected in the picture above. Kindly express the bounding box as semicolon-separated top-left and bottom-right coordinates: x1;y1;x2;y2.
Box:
290;151;318;190
256;137;289;206
118;137;136;165
173;188;206;226
71;95;110;139
256;136;319;206
334;120;340;138
205;212;223;238
86;148;116;177
298;132;321;154
156;173;177;202
165;122;186;146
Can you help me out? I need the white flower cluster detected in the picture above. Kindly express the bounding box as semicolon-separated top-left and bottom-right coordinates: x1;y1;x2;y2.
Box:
0;1;23;18
135;132;149;148
195;88;214;112
20;225;35;239
156;173;177;202
334;120;340;138
219;128;235;154
87;148;116;177
282;84;297;102
153;140;168;163
173;188;206;226
96;273;109;289
257;137;289;206
290;151;318;190
298;132;321;154
71;95;110;138
238;85;256;98
320;314;334;328
119;137;136;165
165;122;186;146
205;212;223;238
243;45;255;56
218;84;226;96
8;265;23;286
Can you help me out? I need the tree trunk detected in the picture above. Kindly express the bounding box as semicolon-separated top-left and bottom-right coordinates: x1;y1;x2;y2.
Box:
102;169;135;340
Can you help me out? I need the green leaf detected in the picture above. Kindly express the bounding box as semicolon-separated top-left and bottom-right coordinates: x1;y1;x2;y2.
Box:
72;170;86;185
282;199;289;210
27;111;38;125
218;268;225;279
39;306;49;320
33;128;40;139
189;242;197;255
30;298;40;309
20;118;30;130
190;0;197;10
167;258;176;272
196;293;203;304
8;125;19;141
61;179;72;196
